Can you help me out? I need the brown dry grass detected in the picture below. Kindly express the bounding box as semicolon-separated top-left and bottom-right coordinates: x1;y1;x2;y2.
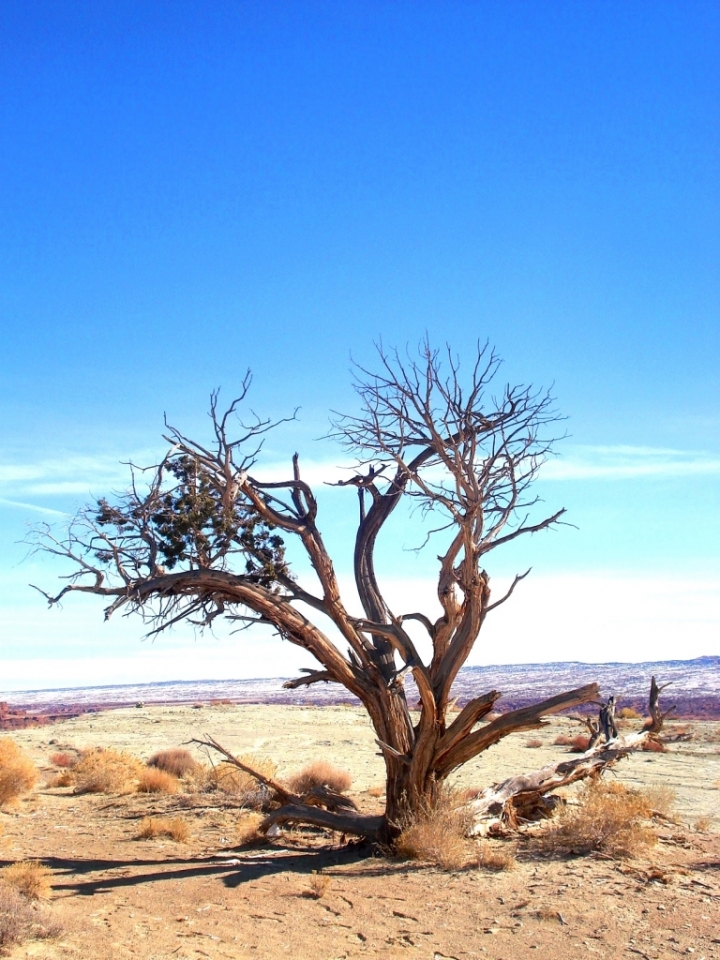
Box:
136;816;190;843
72;748;144;795
0;862;52;901
147;748;199;779
396;791;472;871
0;739;38;807
235;812;265;846
305;873;331;899
51;771;74;788
538;780;657;859
136;768;180;794
525;739;543;749
618;707;643;720
645;785;676;818
49;752;76;769
641;738;666;753
0;883;62;951
287;760;352;795
211;753;277;807
476;842;516;872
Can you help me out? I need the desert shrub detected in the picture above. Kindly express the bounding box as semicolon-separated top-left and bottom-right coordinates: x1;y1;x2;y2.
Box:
49;752;76;769
618;707;642;720
525;739;543;749
137;768;179;794
641;738;666;753
0;862;52;901
367;785;385;798
395;791;471;871
287;761;352;795
136;816;189;842
147;748;198;779
72;748;144;795
538;780;656;859
0;739;38;806
212;754;277;808
0;884;62;950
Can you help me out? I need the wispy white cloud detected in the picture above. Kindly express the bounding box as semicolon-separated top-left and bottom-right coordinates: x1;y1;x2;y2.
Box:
544;445;720;481
0;450;162;501
0;497;66;517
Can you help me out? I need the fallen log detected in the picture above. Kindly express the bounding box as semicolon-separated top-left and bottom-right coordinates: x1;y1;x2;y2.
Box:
465;731;648;835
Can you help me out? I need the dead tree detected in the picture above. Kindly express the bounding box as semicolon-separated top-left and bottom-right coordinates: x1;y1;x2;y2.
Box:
32;342;602;844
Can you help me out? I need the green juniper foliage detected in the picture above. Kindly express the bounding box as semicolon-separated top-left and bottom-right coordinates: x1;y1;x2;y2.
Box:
95;454;287;585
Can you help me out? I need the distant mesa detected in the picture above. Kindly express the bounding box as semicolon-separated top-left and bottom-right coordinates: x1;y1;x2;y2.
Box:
1;656;719;728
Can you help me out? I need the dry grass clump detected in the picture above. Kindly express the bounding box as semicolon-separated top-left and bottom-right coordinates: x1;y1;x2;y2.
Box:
136;816;190;843
0;862;52;901
553;733;591;752
136;767;179;794
538;780;656;859
51;771;74;788
476;842;516;872
287;761;352;795
396;792;472;871
147;748;199;780
645;785;676;818
641;738;666;753
525;739;543;749
305;873;331;899
0;739;38;807
49;752;76;769
618;706;642;720
72;748;144;795
235;812;265;846
0;884;62;951
367;785;385;798
212;754;277;808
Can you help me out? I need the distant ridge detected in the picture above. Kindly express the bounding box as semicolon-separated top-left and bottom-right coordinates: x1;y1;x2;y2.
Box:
2;655;718;720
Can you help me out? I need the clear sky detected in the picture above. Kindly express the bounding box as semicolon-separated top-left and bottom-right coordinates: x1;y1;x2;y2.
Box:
1;1;718;692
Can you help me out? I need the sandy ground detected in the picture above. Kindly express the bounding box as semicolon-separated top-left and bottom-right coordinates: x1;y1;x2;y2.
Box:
1;704;719;960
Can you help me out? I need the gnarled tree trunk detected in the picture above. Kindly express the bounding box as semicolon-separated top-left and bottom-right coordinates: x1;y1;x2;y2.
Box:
33;343;627;845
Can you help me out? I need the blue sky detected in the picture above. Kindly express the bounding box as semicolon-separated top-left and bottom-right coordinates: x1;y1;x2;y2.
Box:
1;1;718;691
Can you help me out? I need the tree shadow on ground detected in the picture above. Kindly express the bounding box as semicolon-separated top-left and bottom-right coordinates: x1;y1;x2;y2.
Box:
1;841;429;897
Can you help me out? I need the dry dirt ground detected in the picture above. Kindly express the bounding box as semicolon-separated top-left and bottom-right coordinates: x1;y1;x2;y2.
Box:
2;704;719;960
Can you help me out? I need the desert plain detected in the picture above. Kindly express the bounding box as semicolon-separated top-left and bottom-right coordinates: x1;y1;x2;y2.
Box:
1;702;719;960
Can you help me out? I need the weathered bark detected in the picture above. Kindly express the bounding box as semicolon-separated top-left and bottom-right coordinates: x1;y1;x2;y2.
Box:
463;678;671;835
644;675;676;733
466;731;649;834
